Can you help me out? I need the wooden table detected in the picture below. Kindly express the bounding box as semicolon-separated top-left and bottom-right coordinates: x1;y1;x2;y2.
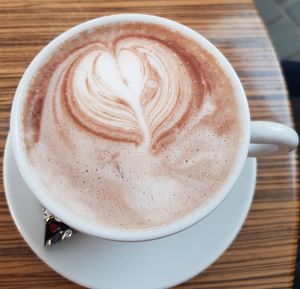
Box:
0;0;299;288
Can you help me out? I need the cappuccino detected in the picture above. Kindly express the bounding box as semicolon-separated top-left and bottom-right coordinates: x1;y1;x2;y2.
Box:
22;22;242;229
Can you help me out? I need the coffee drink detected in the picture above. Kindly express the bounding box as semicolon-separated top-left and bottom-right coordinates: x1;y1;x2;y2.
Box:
22;22;242;229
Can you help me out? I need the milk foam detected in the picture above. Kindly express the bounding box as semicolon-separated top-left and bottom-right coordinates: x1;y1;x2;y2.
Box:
23;22;242;229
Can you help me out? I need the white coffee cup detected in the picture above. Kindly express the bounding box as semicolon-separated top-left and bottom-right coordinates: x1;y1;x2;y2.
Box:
10;14;299;241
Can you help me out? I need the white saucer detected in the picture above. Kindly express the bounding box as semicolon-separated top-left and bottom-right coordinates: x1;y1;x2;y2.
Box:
4;135;256;289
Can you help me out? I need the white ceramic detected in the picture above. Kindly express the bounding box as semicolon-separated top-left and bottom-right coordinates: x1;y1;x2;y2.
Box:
4;135;257;289
10;14;299;241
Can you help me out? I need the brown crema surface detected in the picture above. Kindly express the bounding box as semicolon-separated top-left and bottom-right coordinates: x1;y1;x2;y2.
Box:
23;22;242;229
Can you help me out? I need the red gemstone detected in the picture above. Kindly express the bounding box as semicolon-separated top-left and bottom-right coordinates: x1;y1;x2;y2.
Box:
49;223;60;233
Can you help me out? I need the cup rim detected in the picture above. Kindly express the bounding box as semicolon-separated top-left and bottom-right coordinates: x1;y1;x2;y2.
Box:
10;13;250;242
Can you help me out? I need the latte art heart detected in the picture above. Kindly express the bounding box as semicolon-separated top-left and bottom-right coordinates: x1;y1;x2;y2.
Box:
59;37;200;152
23;22;242;229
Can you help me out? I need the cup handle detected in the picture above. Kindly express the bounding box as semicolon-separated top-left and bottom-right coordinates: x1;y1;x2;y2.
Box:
248;121;299;157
